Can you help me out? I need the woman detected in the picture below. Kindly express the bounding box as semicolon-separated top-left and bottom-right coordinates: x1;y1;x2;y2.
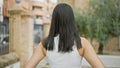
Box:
25;3;105;68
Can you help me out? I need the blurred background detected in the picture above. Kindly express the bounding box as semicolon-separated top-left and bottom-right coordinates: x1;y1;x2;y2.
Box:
0;0;120;68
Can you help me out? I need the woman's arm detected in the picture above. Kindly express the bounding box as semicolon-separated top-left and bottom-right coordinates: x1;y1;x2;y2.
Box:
80;37;105;68
25;42;46;68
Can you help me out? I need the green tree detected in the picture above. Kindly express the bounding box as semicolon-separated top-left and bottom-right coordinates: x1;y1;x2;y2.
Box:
89;0;120;54
74;0;120;54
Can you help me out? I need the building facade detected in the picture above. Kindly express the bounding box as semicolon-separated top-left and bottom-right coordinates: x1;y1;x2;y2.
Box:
3;0;56;22
0;0;3;22
58;0;89;10
2;0;56;45
0;0;57;68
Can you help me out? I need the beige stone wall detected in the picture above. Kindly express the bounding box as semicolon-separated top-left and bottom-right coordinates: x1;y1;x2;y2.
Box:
8;5;34;68
58;0;89;14
92;37;119;54
58;0;74;7
58;0;89;9
0;52;19;68
74;0;89;9
20;13;34;68
8;7;24;52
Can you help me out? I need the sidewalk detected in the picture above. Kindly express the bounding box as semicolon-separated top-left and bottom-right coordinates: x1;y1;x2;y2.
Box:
36;55;120;68
82;55;120;68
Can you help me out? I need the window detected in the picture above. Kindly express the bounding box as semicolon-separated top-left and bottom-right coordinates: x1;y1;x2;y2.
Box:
0;0;3;5
0;17;9;55
50;0;57;3
0;6;3;22
0;6;2;14
32;0;45;3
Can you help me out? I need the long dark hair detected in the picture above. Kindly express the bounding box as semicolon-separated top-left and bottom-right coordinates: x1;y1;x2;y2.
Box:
43;3;82;52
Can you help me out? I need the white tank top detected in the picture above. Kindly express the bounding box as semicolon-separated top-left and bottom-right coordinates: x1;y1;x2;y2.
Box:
46;35;82;68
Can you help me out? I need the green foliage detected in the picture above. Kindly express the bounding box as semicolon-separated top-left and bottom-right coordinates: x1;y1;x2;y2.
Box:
74;0;120;45
89;0;120;36
74;9;95;39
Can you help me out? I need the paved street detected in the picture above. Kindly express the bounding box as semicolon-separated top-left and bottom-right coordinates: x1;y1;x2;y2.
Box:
37;55;120;68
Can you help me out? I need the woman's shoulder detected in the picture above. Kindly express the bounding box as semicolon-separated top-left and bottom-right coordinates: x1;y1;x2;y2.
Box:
80;37;89;42
80;37;90;46
41;37;48;46
78;37;91;56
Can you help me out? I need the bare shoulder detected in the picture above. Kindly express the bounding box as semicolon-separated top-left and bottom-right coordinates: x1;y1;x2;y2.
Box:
78;37;90;56
80;37;89;43
80;37;105;68
77;37;86;56
80;37;94;53
80;37;90;48
40;37;48;55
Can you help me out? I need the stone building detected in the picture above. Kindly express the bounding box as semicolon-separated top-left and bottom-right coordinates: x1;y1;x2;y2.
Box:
0;0;57;68
0;0;3;22
58;0;89;10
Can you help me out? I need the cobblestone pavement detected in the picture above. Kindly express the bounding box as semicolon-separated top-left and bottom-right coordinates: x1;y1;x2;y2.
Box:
36;55;120;68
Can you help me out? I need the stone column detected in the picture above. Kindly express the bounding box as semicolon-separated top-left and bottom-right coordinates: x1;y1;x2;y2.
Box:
20;13;34;67
8;5;33;68
43;21;51;38
8;5;24;53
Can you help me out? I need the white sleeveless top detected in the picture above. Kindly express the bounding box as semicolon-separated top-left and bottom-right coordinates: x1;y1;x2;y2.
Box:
46;35;82;68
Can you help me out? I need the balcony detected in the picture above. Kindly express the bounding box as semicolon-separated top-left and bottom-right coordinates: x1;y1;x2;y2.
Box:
32;1;45;8
33;10;45;16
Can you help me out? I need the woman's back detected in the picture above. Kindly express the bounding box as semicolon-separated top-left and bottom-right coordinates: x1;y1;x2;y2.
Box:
25;3;105;68
46;35;82;68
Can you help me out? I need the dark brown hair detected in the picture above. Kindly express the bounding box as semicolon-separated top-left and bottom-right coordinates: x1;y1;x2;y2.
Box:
43;3;82;52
